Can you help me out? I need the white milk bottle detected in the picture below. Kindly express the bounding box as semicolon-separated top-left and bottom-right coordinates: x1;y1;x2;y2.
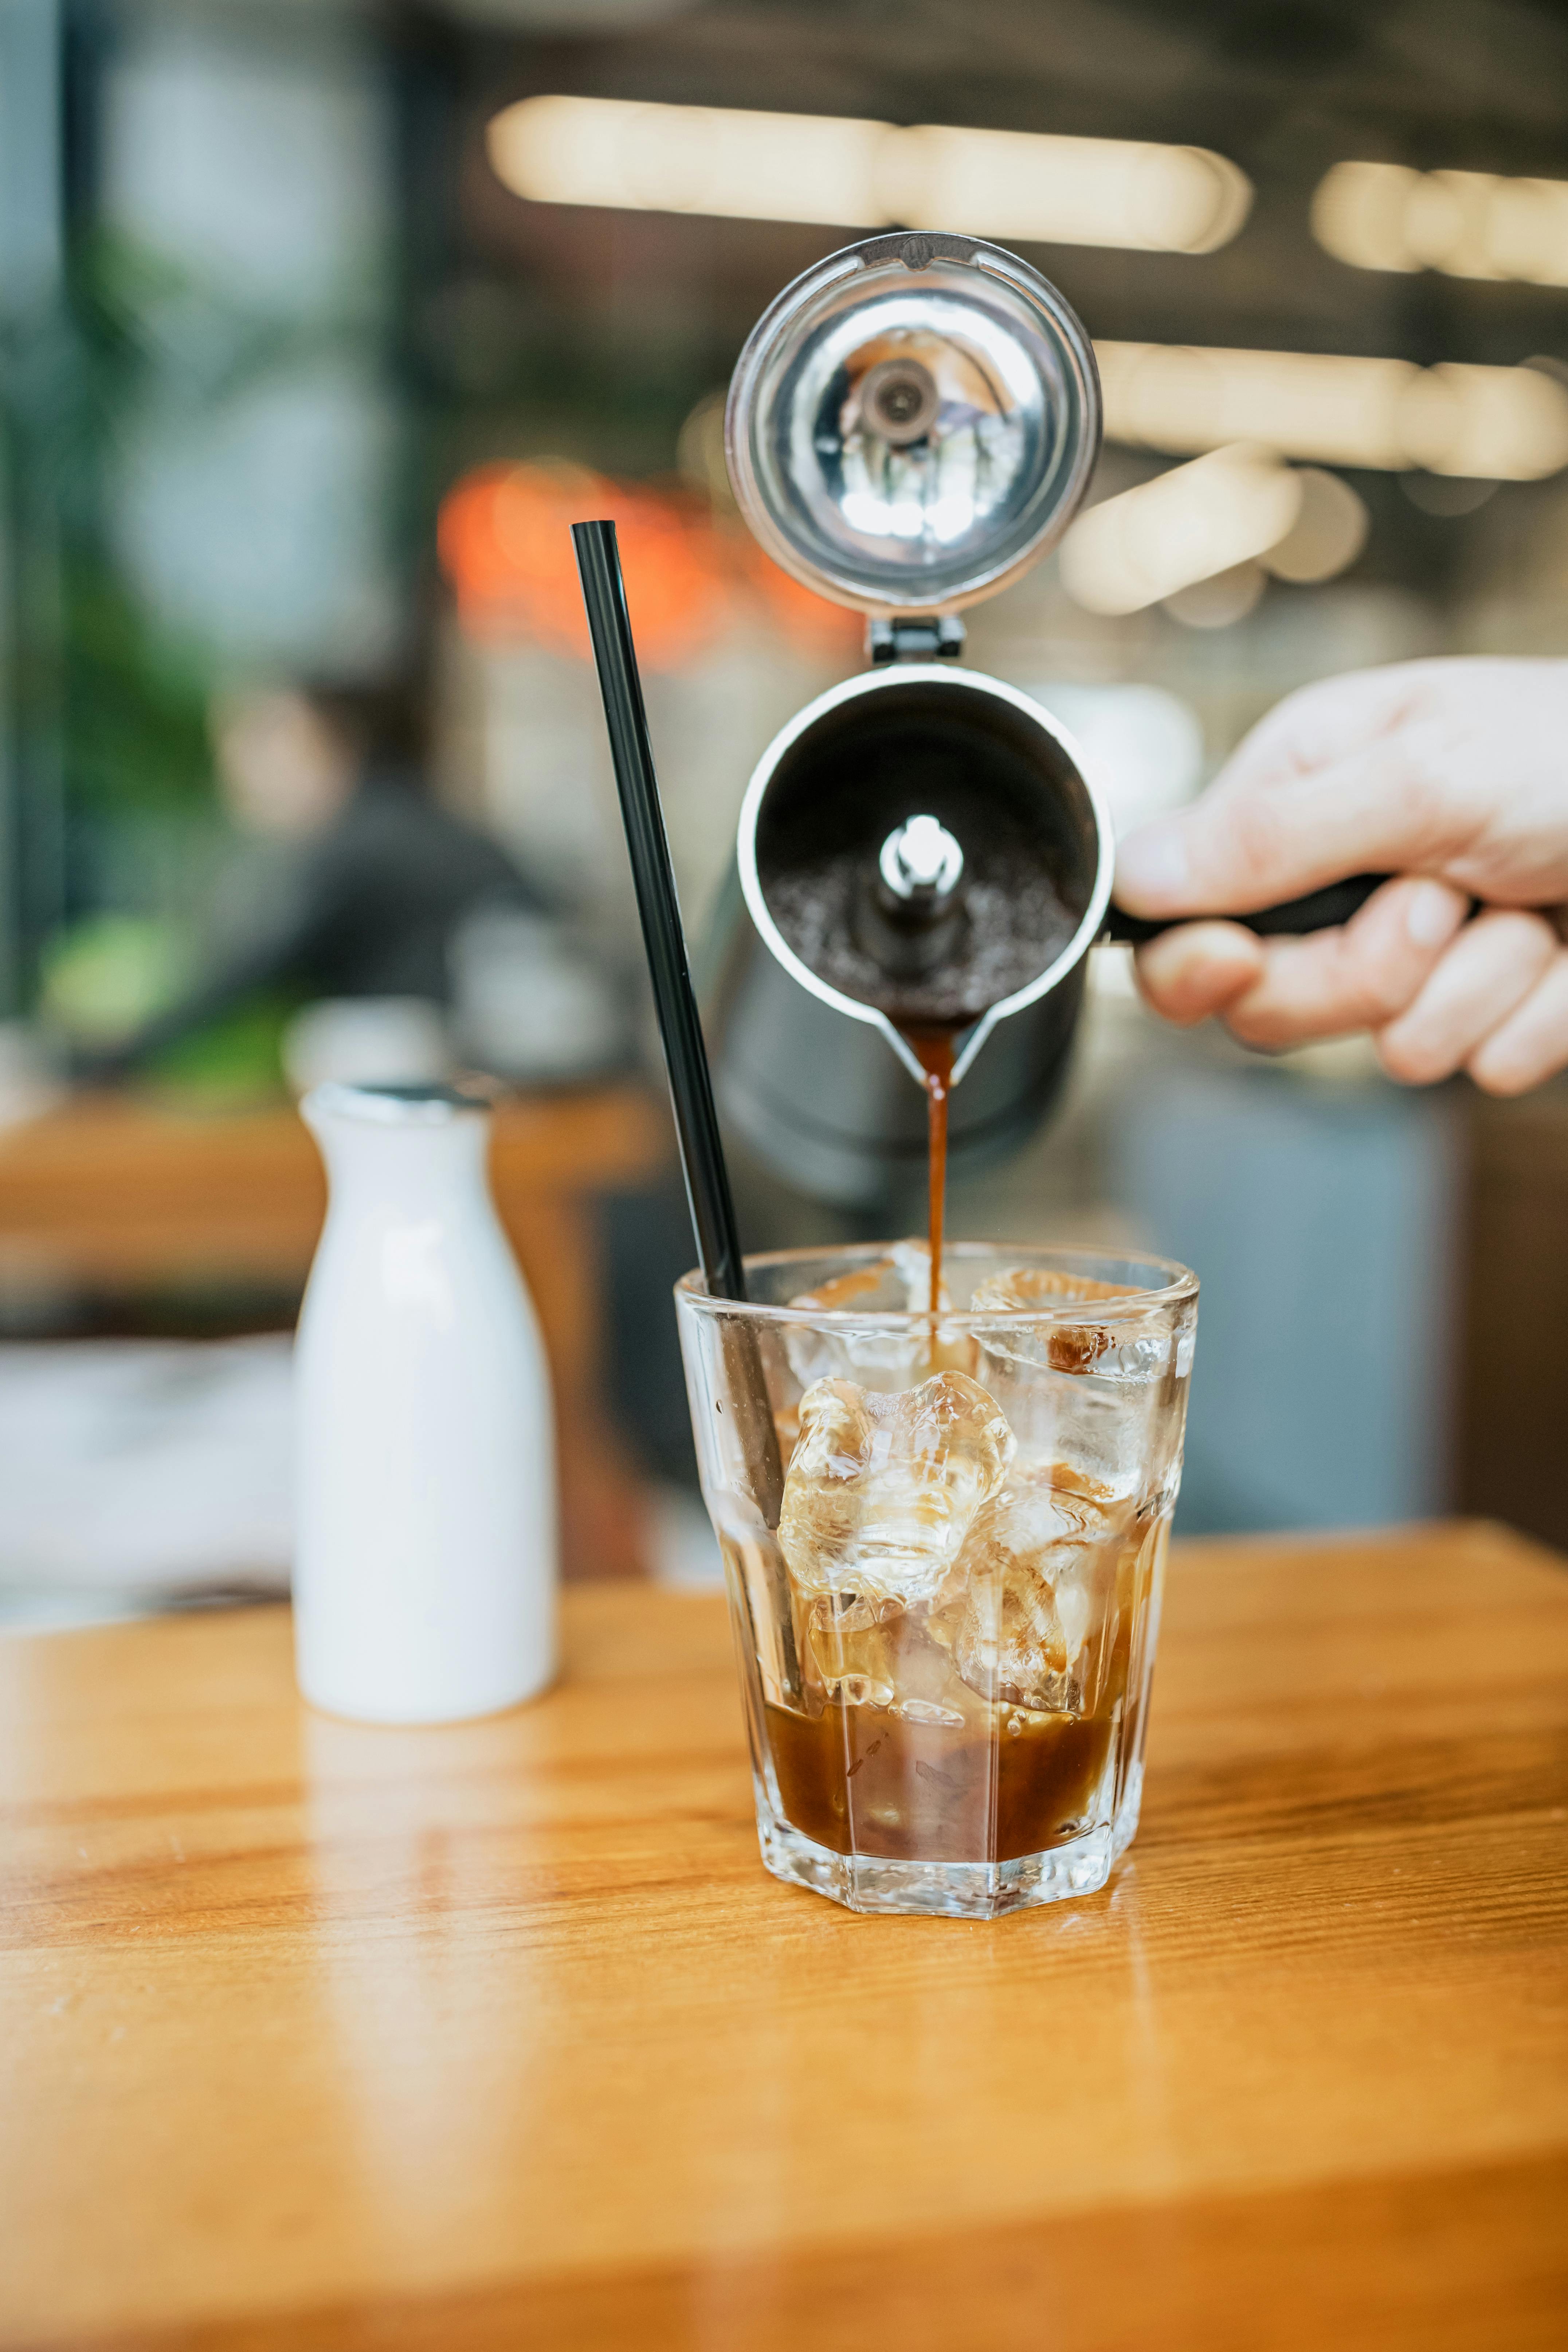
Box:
294;1080;556;1721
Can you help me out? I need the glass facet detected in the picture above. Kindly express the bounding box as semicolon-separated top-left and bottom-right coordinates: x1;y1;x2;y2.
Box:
677;1242;1197;1920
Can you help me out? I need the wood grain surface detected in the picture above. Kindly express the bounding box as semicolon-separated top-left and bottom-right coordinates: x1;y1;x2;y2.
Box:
3;1522;1566;2351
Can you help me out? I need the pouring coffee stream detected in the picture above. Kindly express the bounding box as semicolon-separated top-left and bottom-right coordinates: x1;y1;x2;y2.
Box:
909;1026;953;1317
854;808;959;1316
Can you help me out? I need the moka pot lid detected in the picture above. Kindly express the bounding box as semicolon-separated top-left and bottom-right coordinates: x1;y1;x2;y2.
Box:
725;231;1101;618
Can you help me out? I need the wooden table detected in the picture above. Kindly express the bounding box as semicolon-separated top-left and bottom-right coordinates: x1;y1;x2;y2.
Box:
4;1523;1566;2349
0;1090;670;1579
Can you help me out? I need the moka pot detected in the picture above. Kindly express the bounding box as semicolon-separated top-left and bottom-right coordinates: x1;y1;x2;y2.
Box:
705;231;1374;1207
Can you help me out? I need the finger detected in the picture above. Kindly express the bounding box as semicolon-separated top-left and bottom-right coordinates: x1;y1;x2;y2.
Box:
1215;876;1470;1051
1466;948;1568;1095
1115;728;1463;921
1375;910;1559;1085
1212;663;1430;796
1133;922;1266;1027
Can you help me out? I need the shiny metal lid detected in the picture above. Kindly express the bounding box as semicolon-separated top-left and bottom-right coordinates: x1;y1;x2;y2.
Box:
725;231;1100;618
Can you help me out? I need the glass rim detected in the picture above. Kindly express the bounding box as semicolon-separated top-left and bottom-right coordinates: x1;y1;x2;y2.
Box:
675;1239;1197;1328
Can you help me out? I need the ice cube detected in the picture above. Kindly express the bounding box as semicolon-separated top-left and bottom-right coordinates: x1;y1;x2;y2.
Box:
890;1238;949;1317
940;1464;1124;1714
803;1590;980;1726
783;1254;912;1391
779;1369;1014;1608
789;1260;905;1317
805;1592;899;1707
895;1695;967;1726
969;1264;1151;1376
969;1267;1174;1491
784;1243;962;1391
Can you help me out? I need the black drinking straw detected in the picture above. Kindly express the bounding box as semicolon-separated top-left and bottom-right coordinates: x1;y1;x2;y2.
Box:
572;519;748;1302
572;520;788;1545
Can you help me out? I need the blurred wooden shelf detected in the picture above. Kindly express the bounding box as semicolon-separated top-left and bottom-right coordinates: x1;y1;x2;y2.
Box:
2;1521;1565;2349
0;1088;665;1286
0;1088;672;1580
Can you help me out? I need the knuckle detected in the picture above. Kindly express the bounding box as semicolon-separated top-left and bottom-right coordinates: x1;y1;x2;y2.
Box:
1223;795;1291;902
1345;935;1416;1028
1224;1001;1293;1051
1133;953;1206;1027
1512;911;1559;967
1467;1051;1531;1098
1261;679;1339;769
1300;924;1404;1031
1375;1025;1446;1087
1467;909;1559;987
1381;732;1453;854
1136;978;1195;1027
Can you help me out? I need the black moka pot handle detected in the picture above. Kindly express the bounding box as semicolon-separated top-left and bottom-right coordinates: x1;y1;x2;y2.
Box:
1105;873;1390;948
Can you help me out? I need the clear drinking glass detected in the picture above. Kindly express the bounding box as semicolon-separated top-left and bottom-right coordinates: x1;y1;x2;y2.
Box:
676;1242;1197;1920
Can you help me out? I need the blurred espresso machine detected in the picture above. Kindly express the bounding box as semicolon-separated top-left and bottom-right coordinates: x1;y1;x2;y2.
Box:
703;230;1117;1208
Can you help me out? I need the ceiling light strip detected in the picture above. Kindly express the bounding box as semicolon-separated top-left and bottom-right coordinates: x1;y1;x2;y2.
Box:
1061;444;1300;614
487;96;1251;255
1313;162;1568;286
1095;342;1568;479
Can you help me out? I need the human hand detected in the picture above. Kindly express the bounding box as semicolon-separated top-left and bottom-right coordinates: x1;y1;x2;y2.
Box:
1113;657;1568;1095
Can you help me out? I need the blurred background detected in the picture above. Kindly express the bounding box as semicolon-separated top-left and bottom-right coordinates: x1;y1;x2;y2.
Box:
1;0;1565;1622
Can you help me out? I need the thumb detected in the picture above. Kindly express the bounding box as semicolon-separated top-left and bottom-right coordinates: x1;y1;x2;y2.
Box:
1210;663;1426;797
1114;734;1446;920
